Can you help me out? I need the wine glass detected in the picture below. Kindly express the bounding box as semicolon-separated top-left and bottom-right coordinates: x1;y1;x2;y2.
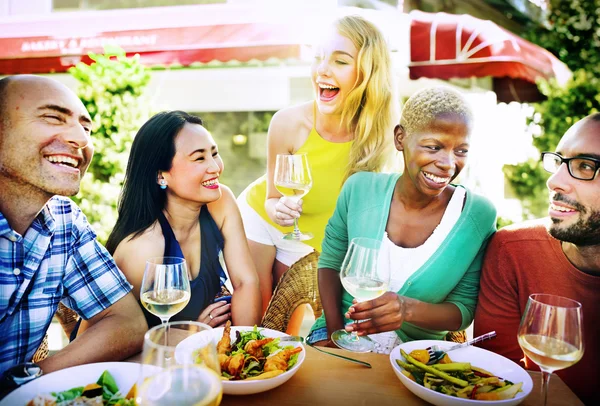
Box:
137;321;222;406
274;153;313;241
140;257;191;327
331;237;390;353
517;294;584;406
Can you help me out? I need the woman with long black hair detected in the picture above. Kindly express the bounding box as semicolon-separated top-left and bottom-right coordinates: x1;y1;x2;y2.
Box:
99;111;261;329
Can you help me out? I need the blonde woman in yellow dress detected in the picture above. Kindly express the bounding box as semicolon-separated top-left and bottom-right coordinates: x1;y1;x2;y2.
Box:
237;15;398;333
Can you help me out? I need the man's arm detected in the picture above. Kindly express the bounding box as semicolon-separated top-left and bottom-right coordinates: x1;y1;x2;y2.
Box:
37;292;146;373
473;232;524;364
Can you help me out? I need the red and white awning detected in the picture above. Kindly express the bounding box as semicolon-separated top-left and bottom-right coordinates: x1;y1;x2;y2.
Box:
0;6;570;103
0;5;308;74
409;10;570;86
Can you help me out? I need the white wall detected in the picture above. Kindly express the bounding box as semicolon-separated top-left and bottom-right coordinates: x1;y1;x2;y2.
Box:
146;66;308;113
0;0;52;16
38;64;309;113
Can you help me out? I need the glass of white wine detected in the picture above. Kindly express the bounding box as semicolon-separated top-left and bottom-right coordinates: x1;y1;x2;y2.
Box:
137;321;222;406
274;153;313;241
140;257;191;327
517;294;584;406
331;237;389;353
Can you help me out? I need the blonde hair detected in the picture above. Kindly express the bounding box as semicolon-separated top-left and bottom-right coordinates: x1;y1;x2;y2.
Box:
400;87;473;136
336;15;397;182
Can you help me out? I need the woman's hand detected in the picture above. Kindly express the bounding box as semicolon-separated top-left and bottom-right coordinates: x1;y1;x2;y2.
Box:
344;292;406;336
198;301;231;327
272;197;303;227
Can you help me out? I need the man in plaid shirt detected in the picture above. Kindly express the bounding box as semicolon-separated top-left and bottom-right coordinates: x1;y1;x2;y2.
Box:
0;75;147;376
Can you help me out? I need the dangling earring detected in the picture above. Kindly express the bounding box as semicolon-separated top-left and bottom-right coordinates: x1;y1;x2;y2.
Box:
159;180;167;190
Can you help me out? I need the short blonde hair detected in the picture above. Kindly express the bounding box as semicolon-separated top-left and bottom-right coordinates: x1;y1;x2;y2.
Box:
336;15;397;182
400;87;473;136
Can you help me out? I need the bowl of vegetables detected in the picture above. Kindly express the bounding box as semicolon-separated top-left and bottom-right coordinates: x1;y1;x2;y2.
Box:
389;340;533;406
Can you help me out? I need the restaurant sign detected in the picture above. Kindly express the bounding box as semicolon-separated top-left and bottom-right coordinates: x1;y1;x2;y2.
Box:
0;22;298;60
19;34;159;55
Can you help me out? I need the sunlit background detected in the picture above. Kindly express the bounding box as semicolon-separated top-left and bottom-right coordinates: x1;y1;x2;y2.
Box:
1;0;571;349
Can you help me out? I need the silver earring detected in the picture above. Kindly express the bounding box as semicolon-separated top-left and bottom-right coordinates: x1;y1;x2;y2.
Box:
159;180;167;190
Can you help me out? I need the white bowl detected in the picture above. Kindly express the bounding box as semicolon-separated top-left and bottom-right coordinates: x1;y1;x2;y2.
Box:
175;326;305;395
0;362;159;406
389;340;533;406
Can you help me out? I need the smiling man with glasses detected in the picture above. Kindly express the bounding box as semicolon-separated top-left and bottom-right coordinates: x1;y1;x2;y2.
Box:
541;151;600;181
473;113;600;405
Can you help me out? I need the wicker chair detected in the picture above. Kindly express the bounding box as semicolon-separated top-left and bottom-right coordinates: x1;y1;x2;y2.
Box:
261;251;322;333
445;330;467;343
55;302;80;338
32;334;49;363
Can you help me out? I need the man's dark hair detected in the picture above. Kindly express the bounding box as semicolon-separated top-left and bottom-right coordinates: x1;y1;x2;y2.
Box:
105;110;204;254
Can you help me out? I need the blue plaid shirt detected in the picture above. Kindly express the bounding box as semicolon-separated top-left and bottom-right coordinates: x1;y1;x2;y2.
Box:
0;196;132;374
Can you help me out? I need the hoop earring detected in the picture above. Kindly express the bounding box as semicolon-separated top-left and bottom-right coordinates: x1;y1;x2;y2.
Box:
159;180;167;190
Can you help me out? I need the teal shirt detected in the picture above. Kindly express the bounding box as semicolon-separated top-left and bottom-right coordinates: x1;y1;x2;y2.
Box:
310;172;497;342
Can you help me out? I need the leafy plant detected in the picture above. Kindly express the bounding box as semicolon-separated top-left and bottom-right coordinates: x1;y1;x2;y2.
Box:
69;47;151;243
505;0;600;218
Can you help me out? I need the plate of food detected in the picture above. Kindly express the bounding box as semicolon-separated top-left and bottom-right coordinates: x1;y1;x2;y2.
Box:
389;340;533;406
175;323;305;395
0;362;160;406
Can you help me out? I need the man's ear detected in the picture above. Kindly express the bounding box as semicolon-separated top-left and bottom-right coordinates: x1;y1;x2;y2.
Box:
394;124;406;152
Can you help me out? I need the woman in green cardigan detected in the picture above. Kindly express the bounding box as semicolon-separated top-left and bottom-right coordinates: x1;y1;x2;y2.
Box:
308;87;497;353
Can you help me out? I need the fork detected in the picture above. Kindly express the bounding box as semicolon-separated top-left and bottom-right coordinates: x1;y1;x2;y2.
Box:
307;342;372;368
426;331;497;364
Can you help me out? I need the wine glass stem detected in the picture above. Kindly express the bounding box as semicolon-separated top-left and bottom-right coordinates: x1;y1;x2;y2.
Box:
349;322;360;342
541;371;551;406
292;217;301;237
161;317;170;347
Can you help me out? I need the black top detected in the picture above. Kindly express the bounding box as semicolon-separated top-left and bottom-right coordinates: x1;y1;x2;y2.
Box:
142;206;227;328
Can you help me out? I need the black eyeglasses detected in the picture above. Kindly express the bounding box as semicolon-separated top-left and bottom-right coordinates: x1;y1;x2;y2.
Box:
541;152;600;181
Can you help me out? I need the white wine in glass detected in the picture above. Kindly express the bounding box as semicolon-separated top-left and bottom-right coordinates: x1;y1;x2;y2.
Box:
274;153;313;241
331;237;389;353
140;257;191;326
517;294;583;406
141;289;191;319
138;321;222;406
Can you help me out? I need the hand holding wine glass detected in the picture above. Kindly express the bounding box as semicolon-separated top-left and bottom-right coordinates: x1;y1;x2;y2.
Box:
137;321;222;406
517;294;584;406
331;237;390;353
274;153;313;241
140;257;191;326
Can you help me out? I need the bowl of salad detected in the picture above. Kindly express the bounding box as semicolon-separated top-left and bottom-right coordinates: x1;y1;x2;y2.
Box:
175;324;305;395
390;340;533;406
0;362;159;406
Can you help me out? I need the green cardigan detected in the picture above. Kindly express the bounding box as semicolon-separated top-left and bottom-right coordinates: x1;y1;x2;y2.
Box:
310;172;497;342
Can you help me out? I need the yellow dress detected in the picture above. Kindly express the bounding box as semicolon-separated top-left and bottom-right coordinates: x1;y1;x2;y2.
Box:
245;106;352;252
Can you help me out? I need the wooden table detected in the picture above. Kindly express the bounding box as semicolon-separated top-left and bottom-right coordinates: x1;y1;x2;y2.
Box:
129;345;582;406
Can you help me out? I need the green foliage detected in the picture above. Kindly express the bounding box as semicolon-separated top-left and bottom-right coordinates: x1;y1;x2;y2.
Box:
69;47;151;243
503;159;550;218
532;70;600;153
240;111;274;134
505;1;600;219
496;216;514;230
524;0;600;75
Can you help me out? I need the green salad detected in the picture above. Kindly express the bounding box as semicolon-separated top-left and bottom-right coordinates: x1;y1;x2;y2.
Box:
27;370;135;406
194;325;302;381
